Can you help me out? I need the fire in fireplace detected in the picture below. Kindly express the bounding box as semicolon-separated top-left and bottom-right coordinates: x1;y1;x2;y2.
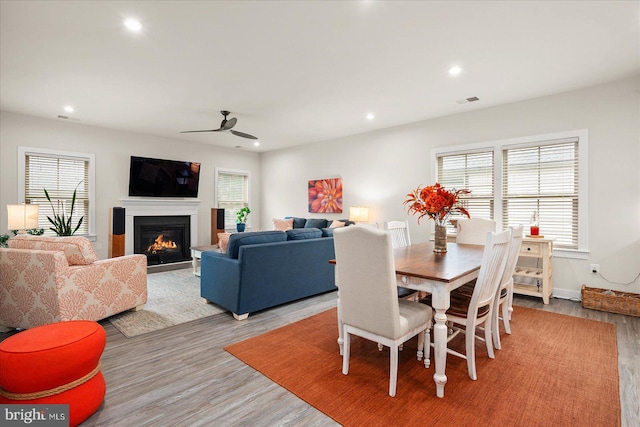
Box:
134;215;191;265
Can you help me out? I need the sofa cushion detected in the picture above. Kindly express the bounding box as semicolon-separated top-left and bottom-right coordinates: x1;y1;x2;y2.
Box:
7;235;98;265
226;231;287;259
330;220;346;228
285;217;307;229
286;228;323;240
304;218;328;229
272;218;294;231
321;228;334;237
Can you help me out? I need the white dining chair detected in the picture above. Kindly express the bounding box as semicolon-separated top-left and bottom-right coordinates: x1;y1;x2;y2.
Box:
384;220;417;302
420;228;511;380
384;220;411;248
333;226;432;397
492;225;524;350
455;218;496;245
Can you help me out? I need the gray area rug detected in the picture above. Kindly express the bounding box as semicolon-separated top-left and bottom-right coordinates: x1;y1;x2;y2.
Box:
109;268;225;338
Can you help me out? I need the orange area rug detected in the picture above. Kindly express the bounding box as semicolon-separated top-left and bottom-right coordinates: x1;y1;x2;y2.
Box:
225;307;620;426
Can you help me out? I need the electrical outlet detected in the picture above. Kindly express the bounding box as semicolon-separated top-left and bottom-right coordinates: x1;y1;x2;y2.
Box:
590;264;599;274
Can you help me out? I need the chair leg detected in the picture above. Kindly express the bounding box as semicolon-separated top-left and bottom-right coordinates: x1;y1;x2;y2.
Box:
466;330;478;381
389;344;398;397
424;329;431;368
503;299;512;334
485;320;495;360
417;331;424;361
507;283;514;321
342;331;351;375
492;303;502;351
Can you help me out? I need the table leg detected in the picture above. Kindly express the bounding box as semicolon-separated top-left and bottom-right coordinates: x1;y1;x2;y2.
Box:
431;286;450;398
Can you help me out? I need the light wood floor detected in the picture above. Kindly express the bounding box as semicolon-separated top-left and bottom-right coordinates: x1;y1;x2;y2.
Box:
1;292;638;426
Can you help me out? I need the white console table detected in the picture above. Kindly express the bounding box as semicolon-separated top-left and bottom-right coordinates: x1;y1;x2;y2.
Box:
190;245;218;276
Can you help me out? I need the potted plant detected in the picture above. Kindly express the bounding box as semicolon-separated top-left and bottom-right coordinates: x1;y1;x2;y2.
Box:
235;207;251;232
44;183;85;236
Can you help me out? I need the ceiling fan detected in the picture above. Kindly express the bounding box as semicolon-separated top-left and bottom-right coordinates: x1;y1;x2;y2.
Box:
180;110;258;140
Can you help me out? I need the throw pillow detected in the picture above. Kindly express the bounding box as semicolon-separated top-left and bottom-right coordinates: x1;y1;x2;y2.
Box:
329;220;345;228
272;218;294;231
217;233;231;253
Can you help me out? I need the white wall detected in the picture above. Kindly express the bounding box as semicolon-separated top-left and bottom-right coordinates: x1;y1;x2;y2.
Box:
261;76;640;298
0;112;261;259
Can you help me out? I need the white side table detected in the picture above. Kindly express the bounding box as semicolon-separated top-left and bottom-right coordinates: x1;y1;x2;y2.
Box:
190;245;218;276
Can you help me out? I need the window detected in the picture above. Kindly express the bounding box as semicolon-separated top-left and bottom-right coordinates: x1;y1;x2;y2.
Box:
216;168;250;230
433;130;588;255
18;147;95;236
437;150;494;233
502;140;578;249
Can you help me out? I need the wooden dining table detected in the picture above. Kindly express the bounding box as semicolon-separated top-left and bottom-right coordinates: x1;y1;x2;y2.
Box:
333;241;485;398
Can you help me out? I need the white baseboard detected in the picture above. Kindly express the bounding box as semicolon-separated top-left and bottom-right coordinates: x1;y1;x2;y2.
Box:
551;288;581;301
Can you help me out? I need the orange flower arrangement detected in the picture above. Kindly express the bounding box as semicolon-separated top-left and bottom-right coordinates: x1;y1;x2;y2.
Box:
404;183;470;225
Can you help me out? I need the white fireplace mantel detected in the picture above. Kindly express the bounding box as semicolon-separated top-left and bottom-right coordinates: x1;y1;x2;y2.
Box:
120;198;201;255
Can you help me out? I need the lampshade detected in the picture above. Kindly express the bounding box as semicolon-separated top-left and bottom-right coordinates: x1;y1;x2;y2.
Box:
7;204;39;233
349;206;369;223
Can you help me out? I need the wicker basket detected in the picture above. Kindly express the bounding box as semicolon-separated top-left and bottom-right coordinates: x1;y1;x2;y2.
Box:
581;285;640;317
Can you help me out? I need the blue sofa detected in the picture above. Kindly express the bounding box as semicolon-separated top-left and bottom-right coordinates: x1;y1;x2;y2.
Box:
200;229;337;320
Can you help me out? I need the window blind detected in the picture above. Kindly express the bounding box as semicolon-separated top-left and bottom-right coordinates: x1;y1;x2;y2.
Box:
502;140;579;249
437;151;494;233
25;153;90;235
217;171;249;229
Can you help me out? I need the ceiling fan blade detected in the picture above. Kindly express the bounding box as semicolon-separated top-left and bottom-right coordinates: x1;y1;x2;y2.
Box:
180;129;219;133
222;117;237;130
231;130;258;140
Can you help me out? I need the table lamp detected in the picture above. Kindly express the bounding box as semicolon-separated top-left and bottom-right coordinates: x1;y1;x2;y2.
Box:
7;204;39;234
349;206;369;223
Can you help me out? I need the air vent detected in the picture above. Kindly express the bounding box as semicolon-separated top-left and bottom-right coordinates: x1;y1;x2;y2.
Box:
57;115;69;119
456;96;480;104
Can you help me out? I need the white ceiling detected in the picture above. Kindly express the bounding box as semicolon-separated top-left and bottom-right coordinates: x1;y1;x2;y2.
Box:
1;1;639;152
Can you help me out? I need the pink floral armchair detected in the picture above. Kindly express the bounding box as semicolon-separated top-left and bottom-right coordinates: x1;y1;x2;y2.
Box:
0;235;147;331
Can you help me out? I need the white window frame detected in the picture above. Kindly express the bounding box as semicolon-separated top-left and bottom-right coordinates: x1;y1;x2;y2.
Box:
215;167;251;231
18;146;96;238
431;129;589;259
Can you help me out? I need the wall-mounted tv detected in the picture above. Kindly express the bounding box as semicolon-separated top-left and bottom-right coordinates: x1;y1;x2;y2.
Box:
128;156;201;198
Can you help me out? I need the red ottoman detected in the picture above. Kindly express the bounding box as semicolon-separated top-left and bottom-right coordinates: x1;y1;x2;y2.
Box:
0;321;106;427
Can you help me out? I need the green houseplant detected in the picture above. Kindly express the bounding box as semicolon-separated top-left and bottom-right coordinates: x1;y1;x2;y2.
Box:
44;184;84;236
235;207;251;232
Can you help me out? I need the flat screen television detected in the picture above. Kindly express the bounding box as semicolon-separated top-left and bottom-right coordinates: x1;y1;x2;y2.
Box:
128;156;201;198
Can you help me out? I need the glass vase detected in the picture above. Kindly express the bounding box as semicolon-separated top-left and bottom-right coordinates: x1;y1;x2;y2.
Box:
434;223;447;253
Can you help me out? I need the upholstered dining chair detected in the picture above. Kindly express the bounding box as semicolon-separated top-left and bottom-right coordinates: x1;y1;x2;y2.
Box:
455;218;497;245
333;226;433;397
491;225;524;350
420;228;511;381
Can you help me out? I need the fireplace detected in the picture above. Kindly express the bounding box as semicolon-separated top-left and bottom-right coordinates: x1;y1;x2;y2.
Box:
134;215;191;265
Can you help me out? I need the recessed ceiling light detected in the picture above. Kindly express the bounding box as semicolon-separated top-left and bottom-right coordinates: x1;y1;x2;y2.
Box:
63;105;75;113
254;141;260;147
448;66;462;76
124;18;142;33
366;113;375;120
